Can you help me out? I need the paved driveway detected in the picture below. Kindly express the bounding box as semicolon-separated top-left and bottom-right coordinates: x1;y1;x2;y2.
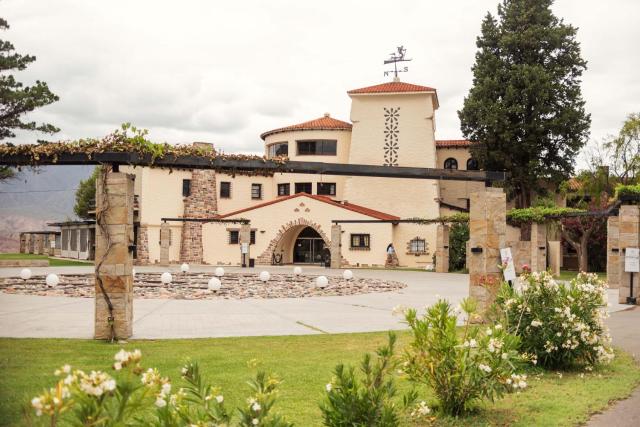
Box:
0;266;628;339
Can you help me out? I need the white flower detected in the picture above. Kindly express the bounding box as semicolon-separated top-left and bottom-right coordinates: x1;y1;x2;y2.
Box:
252;402;261;412
495;324;503;330
155;397;167;408
181;367;188;375
325;383;332;392
417;401;430;415
478;364;492;373
216;395;224;403
531;320;542;327
502;352;508;360
63;364;71;374
161;383;171;396
469;339;477;348
113;362;122;371
486;328;492;336
252;419;259;425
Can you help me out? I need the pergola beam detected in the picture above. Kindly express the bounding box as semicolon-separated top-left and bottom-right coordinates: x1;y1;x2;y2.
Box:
0;152;507;182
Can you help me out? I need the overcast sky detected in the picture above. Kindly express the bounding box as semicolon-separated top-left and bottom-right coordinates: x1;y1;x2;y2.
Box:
3;0;639;167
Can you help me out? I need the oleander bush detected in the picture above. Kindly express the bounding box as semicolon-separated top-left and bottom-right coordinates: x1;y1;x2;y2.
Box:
25;350;292;427
401;298;526;416
319;332;418;427
495;271;614;370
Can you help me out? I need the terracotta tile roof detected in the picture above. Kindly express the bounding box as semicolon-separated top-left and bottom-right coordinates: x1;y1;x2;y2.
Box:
260;114;352;140
348;81;436;95
216;193;400;221
436;139;473;148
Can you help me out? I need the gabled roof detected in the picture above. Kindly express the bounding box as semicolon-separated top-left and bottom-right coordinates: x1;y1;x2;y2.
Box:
347;81;436;95
260;114;352;140
436;139;472;148
216;193;400;220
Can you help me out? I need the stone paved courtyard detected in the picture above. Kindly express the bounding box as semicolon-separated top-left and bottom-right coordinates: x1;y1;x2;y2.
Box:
0;265;629;339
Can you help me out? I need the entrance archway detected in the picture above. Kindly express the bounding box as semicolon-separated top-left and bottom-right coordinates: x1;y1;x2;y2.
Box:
255;218;331;265
292;227;325;264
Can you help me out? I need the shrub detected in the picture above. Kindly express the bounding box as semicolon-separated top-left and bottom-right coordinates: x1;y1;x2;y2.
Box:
402;298;524;416
320;332;417;427
448;222;469;271
495;271;614;369
25;350;292;427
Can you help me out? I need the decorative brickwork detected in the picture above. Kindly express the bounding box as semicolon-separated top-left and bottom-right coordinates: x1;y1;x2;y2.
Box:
256;218;332;265
135;225;149;265
180;170;217;263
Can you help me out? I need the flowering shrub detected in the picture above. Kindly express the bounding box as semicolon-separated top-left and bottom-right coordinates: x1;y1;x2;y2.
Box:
25;349;292;426
320;332;417;426
495;271;614;369
401;298;525;416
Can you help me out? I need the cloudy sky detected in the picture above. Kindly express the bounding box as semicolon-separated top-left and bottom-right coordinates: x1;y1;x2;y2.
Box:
3;0;639;164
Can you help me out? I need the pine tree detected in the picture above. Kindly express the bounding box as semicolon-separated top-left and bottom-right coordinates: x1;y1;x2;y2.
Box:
1;17;60;179
458;0;590;207
74;167;100;219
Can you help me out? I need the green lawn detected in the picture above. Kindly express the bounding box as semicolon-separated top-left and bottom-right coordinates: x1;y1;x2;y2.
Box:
0;252;93;267
1;333;639;426
557;270;607;282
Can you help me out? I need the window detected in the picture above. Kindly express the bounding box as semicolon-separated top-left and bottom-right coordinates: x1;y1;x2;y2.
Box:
228;230;256;244
251;183;262;199
277;183;290;196
317;182;336;196
297;139;337;155
182;179;191;197
350;234;370;249
466;158;479;170
267;142;288;158
409;238;427;253
295;182;312;194
444;158;458;170
220;182;231;198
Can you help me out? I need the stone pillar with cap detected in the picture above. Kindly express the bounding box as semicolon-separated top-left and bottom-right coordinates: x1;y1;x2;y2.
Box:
618;205;640;304
330;224;342;268
94;169;135;340
607;216;620;289
239;223;251;266
435;224;450;273
159;222;171;266
530;222;547;272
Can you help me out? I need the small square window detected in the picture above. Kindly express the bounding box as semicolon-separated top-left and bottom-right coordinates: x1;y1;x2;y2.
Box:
350;234;370;249
409;238;426;253
229;230;239;244
295;182;312;194
277;183;290;196
317;182;336;196
220;182;231;198
251;183;262;199
182;179;191;197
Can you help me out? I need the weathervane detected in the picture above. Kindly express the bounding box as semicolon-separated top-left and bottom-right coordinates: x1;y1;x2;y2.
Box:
384;46;411;78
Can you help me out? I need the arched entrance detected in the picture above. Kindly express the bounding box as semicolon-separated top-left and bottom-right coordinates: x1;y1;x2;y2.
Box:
256;218;331;265
292;227;325;264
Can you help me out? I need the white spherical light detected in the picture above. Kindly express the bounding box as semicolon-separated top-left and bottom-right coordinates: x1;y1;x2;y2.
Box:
132;268;136;276
161;272;173;284
215;267;225;277
45;273;59;287
293;266;302;276
19;268;32;280
208;277;221;292
180;263;190;273
316;275;329;288
342;270;353;280
259;271;270;282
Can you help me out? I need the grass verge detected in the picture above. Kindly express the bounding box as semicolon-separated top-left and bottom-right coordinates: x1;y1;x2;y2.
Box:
0;252;93;267
0;333;639;426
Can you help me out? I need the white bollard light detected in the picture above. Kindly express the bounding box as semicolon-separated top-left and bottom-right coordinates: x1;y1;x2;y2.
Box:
45;273;59;287
293;266;302;276
161;272;173;284
259;271;270;282
208;277;221;292
20;268;32;280
342;270;353;280
316;275;328;288
180;263;190;273
215;267;225;277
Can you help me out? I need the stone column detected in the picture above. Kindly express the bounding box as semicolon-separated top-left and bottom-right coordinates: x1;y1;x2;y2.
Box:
135;225;149;265
19;233;27;253
607;216;620;289
468;188;507;316
530;222;547;272
180;170;217;263
330;224;342;269
618;205;640;304
239;223;251;267
159;222;171;266
435;224;450;273
548;241;562;276
94;170;134;340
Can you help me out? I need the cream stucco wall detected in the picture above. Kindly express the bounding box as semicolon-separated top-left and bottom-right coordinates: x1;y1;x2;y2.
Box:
393;223;438;268
437;147;484;212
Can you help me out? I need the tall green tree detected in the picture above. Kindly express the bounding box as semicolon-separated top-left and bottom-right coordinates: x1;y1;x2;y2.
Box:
74;167;100;219
458;0;590;208
0;17;60;179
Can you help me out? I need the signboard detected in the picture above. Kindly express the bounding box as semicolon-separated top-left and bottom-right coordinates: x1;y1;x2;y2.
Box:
50;240;56;249
625;248;640;273
500;247;517;281
241;243;249;254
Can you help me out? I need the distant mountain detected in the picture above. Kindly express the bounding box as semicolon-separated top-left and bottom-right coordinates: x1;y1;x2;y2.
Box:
0;165;94;251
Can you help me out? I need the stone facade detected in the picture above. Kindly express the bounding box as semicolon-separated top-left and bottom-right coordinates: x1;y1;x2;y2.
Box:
468;188;507;317
135;225;149;265
256;217;330;265
435;224;450;273
159;222;171;265
180;170;217;263
617;205;639;304
607;216;621;289
331;224;342;268
529;223;547;272
94;171;135;339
